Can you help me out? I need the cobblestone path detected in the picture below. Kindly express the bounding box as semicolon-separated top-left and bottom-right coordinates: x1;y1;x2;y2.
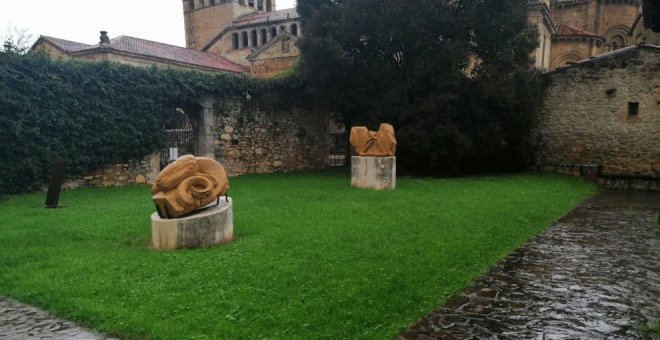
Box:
0;297;115;340
402;191;660;339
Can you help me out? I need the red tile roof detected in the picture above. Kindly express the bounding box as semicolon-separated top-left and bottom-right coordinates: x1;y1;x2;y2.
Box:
554;24;600;38
37;35;245;74
37;36;91;52
233;8;299;26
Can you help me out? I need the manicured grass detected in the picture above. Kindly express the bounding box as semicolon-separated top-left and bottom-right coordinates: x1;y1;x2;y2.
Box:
0;170;596;339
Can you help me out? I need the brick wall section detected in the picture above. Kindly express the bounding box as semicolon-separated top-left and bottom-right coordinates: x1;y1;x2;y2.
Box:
536;46;660;189
206;98;328;175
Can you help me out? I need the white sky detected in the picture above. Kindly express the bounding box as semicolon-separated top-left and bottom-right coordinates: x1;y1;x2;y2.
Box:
0;0;296;47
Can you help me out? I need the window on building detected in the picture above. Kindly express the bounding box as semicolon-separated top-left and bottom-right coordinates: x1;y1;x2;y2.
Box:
210;0;215;4
261;28;268;45
232;33;239;49
610;35;625;52
266;0;272;11
251;30;258;47
242;31;249;47
270;27;277;38
248;0;254;7
199;0;205;8
188;0;195;10
291;24;298;36
257;0;264;10
628;102;639;117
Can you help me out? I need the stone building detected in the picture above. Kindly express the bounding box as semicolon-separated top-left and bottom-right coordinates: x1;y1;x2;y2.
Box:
182;0;301;78
536;45;659;190
528;0;642;70
30;32;246;74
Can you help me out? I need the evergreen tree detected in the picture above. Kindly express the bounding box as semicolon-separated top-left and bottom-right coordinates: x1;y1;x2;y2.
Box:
298;0;545;175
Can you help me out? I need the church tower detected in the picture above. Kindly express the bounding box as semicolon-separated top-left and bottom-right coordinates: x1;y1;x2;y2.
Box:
182;0;277;51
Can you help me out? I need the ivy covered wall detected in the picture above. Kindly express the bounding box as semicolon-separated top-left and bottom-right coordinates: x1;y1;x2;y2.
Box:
0;53;308;195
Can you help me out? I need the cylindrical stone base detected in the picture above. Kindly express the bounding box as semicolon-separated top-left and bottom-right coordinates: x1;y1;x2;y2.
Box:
151;198;233;250
351;156;396;190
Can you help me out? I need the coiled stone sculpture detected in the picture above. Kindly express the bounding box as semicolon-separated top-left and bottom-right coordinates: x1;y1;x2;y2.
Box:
151;155;229;219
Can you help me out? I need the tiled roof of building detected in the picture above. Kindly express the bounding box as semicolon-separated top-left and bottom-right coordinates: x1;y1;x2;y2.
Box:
233;8;299;26
554;23;600;38
47;35;246;74
38;36;91;52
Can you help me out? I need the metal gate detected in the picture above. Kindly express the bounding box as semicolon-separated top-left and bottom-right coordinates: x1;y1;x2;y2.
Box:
328;133;348;167
160;109;197;169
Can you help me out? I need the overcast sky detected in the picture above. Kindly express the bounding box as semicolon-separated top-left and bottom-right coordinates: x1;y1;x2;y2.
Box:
0;0;296;47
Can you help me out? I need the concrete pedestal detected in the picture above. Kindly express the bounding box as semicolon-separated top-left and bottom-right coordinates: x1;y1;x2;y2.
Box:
151;198;233;250
351;156;396;190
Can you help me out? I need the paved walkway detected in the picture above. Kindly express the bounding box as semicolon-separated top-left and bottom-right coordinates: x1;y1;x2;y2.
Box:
402;191;660;339
0;298;115;340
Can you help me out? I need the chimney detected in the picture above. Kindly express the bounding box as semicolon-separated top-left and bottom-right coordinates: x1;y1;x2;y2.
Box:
99;31;110;45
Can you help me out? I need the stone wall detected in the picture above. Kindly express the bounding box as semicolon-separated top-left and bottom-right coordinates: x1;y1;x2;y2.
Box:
61;154;159;190
200;98;329;176
536;46;660;189
250;56;298;78
54;96;328;191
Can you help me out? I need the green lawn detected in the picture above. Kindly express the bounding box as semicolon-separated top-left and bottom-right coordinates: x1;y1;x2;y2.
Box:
0;170;596;339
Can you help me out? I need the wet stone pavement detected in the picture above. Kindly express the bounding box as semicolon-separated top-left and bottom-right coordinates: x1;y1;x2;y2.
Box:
402;191;660;339
0;297;115;340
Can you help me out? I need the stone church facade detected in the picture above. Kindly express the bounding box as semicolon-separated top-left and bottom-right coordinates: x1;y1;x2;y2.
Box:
528;0;642;70
182;0;302;78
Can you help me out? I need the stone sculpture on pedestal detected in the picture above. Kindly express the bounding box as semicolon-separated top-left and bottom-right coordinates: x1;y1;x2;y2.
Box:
151;155;229;219
349;123;397;190
150;155;233;250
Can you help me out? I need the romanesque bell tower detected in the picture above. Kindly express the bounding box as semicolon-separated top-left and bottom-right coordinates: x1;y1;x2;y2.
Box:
183;0;277;51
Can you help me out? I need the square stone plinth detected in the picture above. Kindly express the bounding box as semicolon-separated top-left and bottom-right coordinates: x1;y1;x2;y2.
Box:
351;156;396;190
151;198;233;250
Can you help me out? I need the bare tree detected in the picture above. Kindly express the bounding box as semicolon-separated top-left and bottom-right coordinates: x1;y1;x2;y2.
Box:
1;24;34;54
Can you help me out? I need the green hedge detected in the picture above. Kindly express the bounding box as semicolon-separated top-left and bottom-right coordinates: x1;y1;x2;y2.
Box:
0;52;300;195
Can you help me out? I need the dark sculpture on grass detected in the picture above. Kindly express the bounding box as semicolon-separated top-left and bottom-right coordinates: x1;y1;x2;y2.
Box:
349;123;397;157
151;155;229;219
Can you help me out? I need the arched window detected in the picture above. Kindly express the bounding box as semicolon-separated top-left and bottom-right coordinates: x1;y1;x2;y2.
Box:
604;26;629;52
251;30;258;47
610;35;625;51
232;33;239;49
270;27;277;38
248;0;254;7
291;24;298;36
261;28;268;45
188;0;195;11
242;31;249;48
257;0;264;10
611;41;619;51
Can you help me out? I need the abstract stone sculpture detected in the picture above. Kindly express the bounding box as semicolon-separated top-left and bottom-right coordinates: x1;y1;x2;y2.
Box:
151;155;229;219
349;123;397;157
